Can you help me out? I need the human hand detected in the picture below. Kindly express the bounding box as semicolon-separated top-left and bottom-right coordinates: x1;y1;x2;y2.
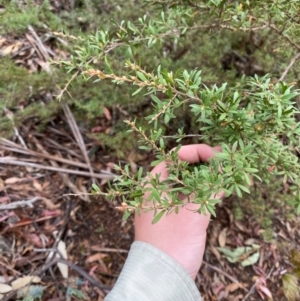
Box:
135;144;222;280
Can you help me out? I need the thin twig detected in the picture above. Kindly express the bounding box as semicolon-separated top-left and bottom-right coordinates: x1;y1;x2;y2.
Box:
0;157;115;180
3;109;28;149
62;103;96;183
58;258;112;291
278;52;300;82
162;134;204;139
202;260;242;285
0;197;39;210
190;23;268;32
267;23;300;51
90;246;129;253
56;70;80;99
0;138;96;170
0;139;116;175
241;265;275;301
31;136;89;201
28;25;50;62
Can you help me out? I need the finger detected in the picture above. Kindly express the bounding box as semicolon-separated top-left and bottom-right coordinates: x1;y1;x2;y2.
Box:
177;144;220;163
150;144;221;180
150;161;169;179
213;145;222;152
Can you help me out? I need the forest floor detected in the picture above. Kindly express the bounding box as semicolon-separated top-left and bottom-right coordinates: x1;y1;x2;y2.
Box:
1;1;300;301
1;115;299;301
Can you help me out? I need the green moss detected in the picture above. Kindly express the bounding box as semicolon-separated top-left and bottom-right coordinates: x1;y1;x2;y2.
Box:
0;0;60;35
0;58;61;136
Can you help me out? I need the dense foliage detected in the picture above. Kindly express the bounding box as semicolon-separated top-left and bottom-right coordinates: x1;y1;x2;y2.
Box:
57;0;300;222
2;0;300;221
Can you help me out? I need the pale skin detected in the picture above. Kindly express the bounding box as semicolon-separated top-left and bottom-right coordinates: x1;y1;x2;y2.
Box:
135;144;222;280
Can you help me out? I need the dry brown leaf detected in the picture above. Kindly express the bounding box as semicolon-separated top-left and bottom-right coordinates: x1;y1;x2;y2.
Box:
57;240;68;279
11;276;41;290
0;283;12;294
41;197;60;210
244;238;257;245
86;253;107;264
217;289;228;300
234;220;247;232
9;183;35;191
218;227;227;247
2;42;22;55
210;246;222;261
26;233;45;248
225;282;244;293
104;127;111;134
33;180;43;192
21;245;34;255
103;107;111;120
86;253;108;273
4;177;23;185
0;178;4;191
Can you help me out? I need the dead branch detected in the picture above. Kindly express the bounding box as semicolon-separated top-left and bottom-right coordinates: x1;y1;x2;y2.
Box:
28;25;50;62
0;196;39;210
31;136;89;201
202;260;245;288
62;103;97;183
0;157;115;180
267;23;300;51
0;138;97;170
278;52;300;82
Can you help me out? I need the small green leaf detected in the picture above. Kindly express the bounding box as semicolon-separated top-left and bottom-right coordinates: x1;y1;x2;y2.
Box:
244;167;259;173
219;113;227;121
122;210;132;221
152;189;161;202
130;190;144;198
132;87;143;96
152;210;165;224
139;145;152;150
151;94;162;105
164;113;170;124
151;159;164;166
234;184;242;197
206;204;216;217
92;184;100;192
232;141;238;152
243;172;251;185
238;184;250;194
278;102;282;118
241;252;260;266
137;167;143;180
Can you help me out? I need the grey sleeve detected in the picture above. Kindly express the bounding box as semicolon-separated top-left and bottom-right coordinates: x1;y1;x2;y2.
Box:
105;241;202;301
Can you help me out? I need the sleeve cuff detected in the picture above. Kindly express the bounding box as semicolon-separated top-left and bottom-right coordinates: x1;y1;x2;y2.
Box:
105;241;202;301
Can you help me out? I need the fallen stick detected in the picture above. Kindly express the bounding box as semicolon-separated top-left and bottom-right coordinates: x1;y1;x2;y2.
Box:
0;196;39;210
0;157;115;180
